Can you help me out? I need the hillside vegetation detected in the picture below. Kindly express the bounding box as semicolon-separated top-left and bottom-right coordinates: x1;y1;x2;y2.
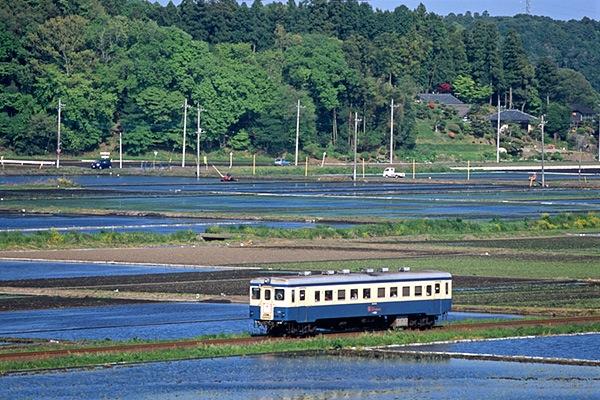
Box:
1;0;598;162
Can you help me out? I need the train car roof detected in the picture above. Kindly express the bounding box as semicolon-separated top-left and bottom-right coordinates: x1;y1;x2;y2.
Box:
250;270;451;287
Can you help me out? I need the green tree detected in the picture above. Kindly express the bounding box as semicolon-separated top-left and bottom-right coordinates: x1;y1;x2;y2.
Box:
28;15;93;76
502;30;535;109
283;34;351;143
453;75;493;103
535;57;560;106
465;21;503;91
545;102;571;141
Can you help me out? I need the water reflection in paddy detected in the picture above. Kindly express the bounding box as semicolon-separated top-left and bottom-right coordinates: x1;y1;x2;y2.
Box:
0;260;217;281
1;355;598;399
401;333;600;362
0;302;520;341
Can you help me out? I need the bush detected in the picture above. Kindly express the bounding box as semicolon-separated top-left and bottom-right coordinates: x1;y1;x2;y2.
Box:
446;122;461;134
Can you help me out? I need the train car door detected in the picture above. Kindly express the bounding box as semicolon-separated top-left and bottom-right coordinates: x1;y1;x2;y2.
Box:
260;286;274;320
434;281;442;314
297;288;308;322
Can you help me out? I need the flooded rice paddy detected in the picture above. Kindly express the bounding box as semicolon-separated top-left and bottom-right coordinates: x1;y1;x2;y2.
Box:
0;260;218;281
1;355;598;399
0;214;352;234
0;302;251;341
401;333;600;362
0;301;519;341
3;174;600;220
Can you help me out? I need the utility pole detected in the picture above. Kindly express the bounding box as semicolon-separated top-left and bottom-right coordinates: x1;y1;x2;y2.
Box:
119;130;123;169
56;98;63;169
196;104;206;180
294;99;304;166
540;114;546;187
525;0;531;14
389;98;400;164
496;95;501;163
353;112;362;181
182;98;188;168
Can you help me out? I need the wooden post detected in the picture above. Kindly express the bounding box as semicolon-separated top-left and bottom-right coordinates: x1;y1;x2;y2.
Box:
203;155;208;170
304;156;308;177
229;152;233;169
362;158;365;178
321;152;326;167
252;154;256;175
467;160;470;181
1;156;3;169
412;159;416;179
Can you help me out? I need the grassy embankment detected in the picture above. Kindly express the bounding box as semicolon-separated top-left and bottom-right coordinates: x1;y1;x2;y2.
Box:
206;212;600;240
1;323;598;374
0;213;598;252
0;177;79;190
0;162;454;178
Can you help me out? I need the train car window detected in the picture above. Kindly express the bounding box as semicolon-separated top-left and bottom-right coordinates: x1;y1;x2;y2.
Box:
315;291;321;302
390;287;398;297
291;290;295;303
324;290;333;301
435;283;440;294
415;286;422;296
402;286;410;297
338;289;346;300
426;285;432;296
300;290;306;301
350;289;358;299
445;282;449;294
363;288;371;299
275;289;285;301
251;288;260;300
264;289;271;300
377;288;385;298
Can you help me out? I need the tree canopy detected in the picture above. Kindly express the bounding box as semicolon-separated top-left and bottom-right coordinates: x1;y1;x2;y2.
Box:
0;0;598;158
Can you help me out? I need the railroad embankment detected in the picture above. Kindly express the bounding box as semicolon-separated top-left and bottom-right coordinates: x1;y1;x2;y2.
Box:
1;318;599;375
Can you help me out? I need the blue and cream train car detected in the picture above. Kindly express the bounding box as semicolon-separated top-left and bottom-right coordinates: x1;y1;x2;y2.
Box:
249;269;452;336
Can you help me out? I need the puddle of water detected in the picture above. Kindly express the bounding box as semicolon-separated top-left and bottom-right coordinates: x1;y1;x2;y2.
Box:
0;260;217;281
1;355;598;399
401;333;600;362
446;311;522;322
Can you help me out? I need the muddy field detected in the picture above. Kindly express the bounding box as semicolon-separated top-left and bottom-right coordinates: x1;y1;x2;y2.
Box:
0;268;590;313
0;245;441;266
0;295;152;312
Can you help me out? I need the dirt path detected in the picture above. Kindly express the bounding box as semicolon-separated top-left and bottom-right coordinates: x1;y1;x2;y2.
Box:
0;242;459;266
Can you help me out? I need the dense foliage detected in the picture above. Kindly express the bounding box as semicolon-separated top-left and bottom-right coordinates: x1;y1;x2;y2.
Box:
1;0;598;158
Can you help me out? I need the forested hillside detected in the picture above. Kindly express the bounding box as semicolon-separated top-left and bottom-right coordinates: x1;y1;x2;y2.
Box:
1;0;598;160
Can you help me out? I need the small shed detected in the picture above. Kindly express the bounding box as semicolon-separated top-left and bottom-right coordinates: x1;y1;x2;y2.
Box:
570;104;595;126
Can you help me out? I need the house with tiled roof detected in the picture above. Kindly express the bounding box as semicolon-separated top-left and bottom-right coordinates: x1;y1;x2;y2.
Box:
488;109;538;132
417;93;470;117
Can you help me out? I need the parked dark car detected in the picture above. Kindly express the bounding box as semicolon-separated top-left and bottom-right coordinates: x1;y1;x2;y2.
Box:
91;159;112;169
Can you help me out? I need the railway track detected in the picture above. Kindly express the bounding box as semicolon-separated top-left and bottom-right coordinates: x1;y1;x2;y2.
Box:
1;316;599;363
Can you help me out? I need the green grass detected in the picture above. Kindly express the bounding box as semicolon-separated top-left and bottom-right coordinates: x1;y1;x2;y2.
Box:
0;177;78;190
1;213;598;251
1;323;598;374
206;213;600;241
0;230;200;250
